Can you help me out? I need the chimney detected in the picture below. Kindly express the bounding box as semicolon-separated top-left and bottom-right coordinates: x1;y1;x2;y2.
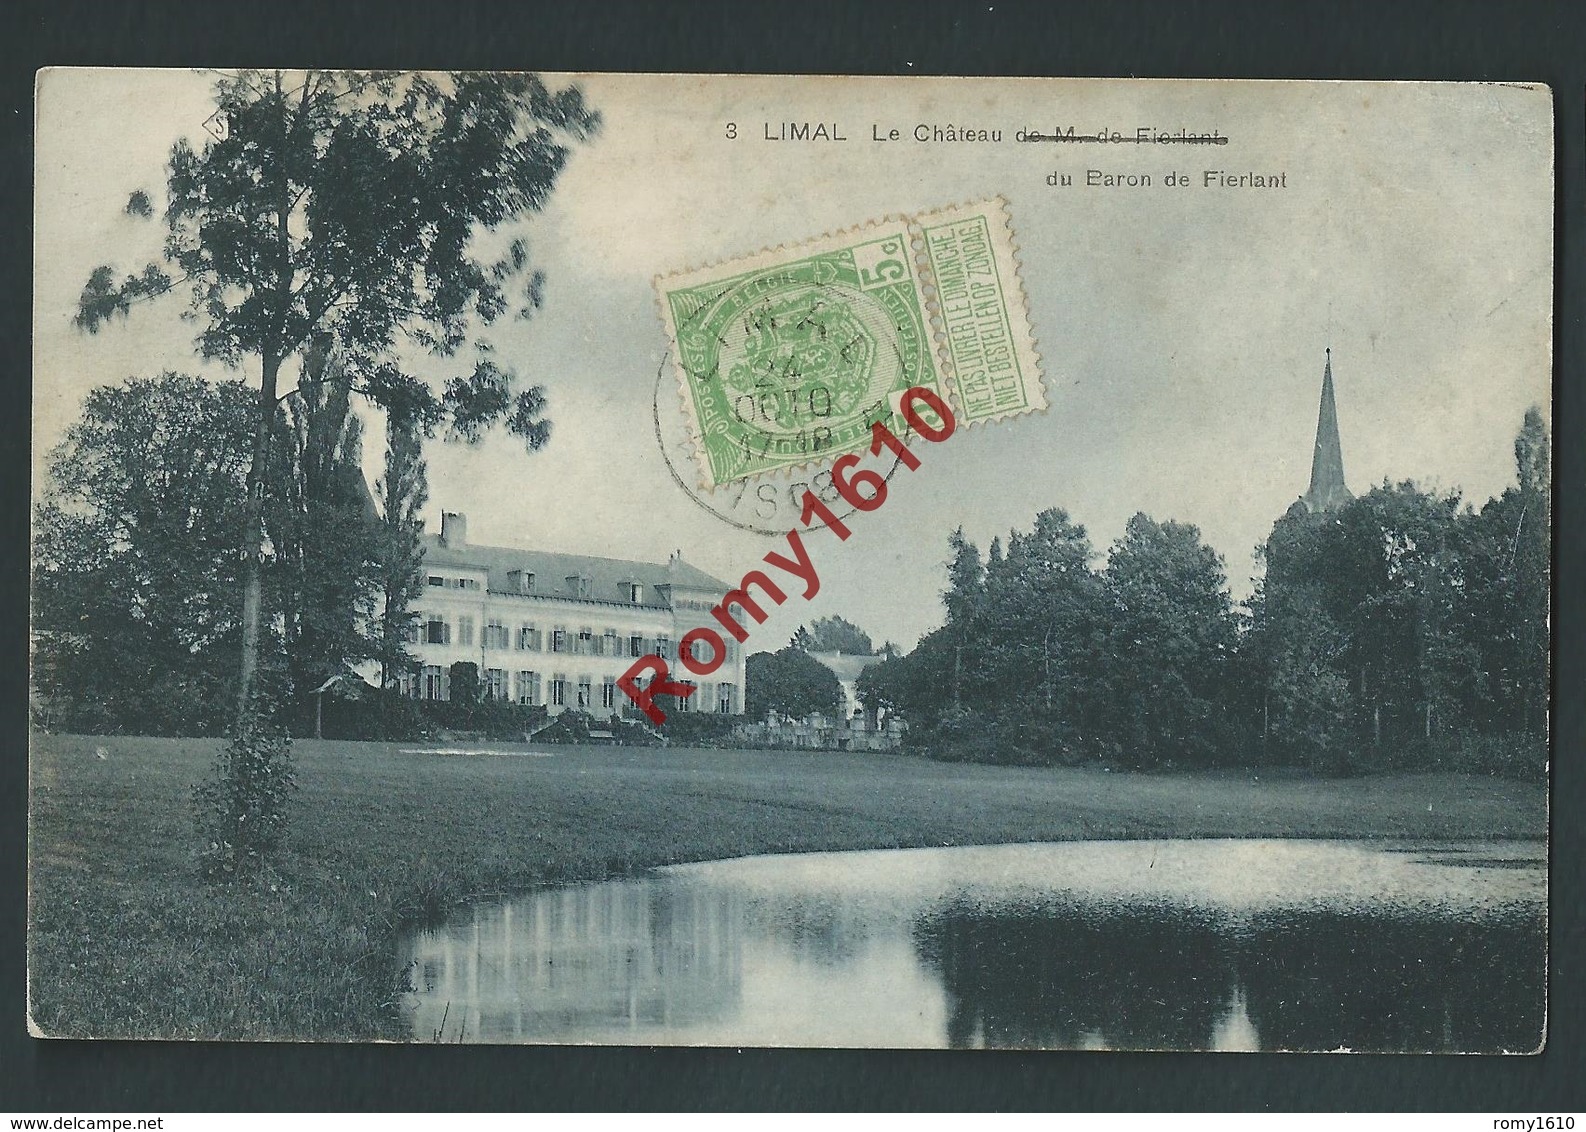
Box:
440;511;467;547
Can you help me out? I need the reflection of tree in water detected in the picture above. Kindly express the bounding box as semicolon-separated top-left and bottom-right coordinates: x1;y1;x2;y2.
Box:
912;902;1544;1052
1239;909;1544;1054
913;901;1236;1049
765;897;866;969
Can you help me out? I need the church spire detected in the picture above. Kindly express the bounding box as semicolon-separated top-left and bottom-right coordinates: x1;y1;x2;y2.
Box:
1302;348;1352;512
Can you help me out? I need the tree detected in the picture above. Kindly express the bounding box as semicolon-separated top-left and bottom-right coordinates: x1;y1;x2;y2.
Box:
856;625;960;728
373;402;431;694
943;526;985;626
448;661;481;707
1461;408;1550;735
1246;575;1355;770
801;615;874;655
74;70;600;730
980;508;1103;729
32;374;255;734
267;340;384;720
745;648;842;721
1097;514;1237;766
1254;479;1482;766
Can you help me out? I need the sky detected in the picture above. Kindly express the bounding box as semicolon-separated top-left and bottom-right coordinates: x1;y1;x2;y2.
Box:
34;72;1553;652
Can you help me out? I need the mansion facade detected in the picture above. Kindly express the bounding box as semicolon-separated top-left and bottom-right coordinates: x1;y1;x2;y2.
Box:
387;512;747;717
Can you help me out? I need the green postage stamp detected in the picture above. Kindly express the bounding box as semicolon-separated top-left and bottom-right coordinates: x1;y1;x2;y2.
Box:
656;198;1045;487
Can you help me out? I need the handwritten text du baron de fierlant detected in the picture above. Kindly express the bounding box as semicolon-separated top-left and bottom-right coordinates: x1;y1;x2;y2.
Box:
734;121;1285;190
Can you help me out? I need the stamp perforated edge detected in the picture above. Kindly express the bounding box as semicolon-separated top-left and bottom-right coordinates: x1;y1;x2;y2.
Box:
653;197;1046;491
913;196;1048;429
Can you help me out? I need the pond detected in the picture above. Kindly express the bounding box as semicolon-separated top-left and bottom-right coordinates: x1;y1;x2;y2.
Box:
399;839;1546;1051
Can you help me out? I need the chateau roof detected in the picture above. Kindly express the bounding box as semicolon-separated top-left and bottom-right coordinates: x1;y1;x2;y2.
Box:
420;533;732;608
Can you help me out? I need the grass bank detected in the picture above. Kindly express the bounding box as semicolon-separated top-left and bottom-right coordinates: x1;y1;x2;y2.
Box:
28;733;1547;1041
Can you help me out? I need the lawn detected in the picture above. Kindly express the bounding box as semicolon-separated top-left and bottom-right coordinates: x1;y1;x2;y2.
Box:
27;733;1547;1041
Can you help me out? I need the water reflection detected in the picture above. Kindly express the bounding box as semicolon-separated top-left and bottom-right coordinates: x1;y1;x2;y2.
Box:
400;839;1544;1050
913;902;1544;1052
407;881;741;1042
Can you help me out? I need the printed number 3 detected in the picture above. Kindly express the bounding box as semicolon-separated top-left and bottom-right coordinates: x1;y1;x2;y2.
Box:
726;122;738;139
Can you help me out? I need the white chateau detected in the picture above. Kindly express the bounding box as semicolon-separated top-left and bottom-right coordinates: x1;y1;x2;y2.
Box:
389;512;746;717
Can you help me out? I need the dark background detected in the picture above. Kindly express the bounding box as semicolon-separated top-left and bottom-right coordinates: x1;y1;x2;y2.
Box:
3;0;1582;1112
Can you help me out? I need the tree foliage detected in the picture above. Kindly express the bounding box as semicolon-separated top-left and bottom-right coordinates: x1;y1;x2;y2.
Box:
1095;514;1237;766
32;371;392;738
32;374;255;734
373;402;430;691
267;341;384;721
77;70;598;448
745;648;843;721
793;615;875;655
874;409;1548;777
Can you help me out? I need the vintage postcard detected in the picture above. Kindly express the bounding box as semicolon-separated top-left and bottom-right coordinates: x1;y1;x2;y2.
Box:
30;72;1551;1050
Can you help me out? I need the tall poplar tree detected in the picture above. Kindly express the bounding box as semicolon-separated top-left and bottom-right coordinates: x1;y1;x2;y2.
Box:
375;404;432;694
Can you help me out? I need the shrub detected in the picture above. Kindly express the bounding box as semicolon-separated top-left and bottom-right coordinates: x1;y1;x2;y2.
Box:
315;689;430;741
660;711;738;747
418;698;548;739
194;692;296;879
1443;731;1547;780
902;708;1088;767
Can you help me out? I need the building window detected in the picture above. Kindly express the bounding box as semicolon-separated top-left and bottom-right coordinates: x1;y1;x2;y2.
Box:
601;630;618;657
550;676;567;707
483;668;506;701
456;616;474;646
484;619;509;650
459;577;479;591
424;615;449;645
517;624;540;651
577;679;592;709
628;634;645;657
627;583;644;603
717;682;735;714
428;575;443;587
398;617;419;644
602;678;616;709
551;627;567;653
675;682;695;712
422;665;446;701
515;670;541;706
576;628;593;655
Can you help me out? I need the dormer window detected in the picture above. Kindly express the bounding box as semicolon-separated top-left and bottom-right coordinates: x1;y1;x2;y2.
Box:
566;574;590;598
507;569;535;594
627;583;644;604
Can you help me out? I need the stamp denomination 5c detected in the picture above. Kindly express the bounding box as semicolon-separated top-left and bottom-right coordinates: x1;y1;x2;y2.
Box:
656;198;1044;487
